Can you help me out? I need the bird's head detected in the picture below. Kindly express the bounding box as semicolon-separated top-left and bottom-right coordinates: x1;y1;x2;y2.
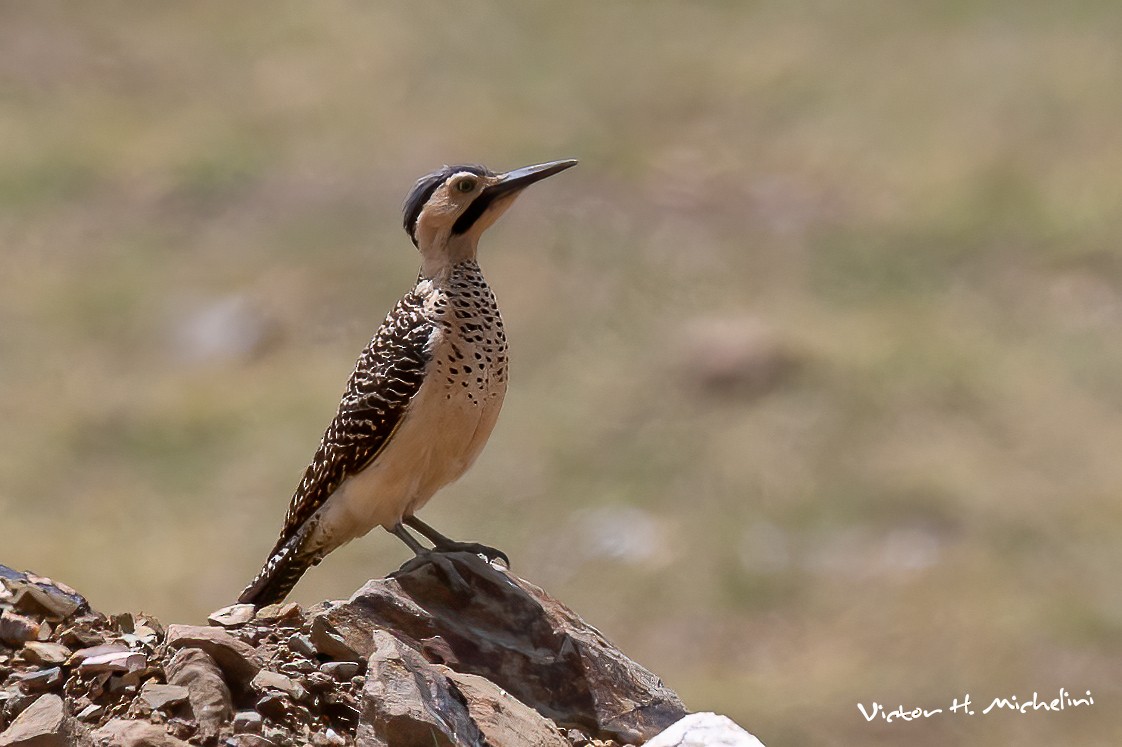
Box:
403;159;577;276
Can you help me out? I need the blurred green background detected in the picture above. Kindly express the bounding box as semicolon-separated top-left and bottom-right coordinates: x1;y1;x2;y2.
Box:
2;2;1121;744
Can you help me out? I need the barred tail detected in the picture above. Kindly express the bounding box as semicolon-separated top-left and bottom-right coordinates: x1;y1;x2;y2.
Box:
238;533;316;607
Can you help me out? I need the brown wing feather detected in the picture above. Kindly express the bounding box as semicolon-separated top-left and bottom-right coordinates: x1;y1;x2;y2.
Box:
238;290;434;604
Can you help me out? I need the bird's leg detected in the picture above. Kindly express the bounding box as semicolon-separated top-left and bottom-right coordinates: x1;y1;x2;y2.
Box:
387;522;471;594
404;516;510;567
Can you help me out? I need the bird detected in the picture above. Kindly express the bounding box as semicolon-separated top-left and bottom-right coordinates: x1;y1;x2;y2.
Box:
238;159;578;607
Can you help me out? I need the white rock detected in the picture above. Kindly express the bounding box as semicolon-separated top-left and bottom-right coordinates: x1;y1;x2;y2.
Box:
645;712;766;747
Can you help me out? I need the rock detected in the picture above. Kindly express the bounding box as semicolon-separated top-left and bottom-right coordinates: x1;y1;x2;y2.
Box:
164;648;232;736
286;633;316;658
68;644;129;667
0;567;86;622
318;661;360;681
444;669;569;747
1;561;726;747
233;710;262;734
318;551;686;743
250;670;307;702
0;612;39;647
0;693;71;747
308;616;363;662
311;729;346;746
165;625;260;687
253;603;301;623
14;668;62;693
20;643;70;668
253;692;293;722
356;630;484;747
74;705;103;723
645;713;766;747
138;683;190;711
207;604;255;628
90;719;190;747
77;650;146;674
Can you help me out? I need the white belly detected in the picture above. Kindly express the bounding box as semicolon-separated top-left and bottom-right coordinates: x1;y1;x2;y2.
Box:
308;371;504;553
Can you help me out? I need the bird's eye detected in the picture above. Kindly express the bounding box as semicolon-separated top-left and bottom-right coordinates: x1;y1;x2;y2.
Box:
456;178;476;193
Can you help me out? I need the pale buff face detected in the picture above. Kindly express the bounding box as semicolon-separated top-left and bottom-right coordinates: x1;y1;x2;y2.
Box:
413;171;519;272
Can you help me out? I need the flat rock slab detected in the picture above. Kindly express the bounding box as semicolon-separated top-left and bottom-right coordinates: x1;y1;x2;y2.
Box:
0;694;70;747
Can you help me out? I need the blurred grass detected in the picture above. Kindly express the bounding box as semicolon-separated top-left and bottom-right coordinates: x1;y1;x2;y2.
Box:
2;2;1122;744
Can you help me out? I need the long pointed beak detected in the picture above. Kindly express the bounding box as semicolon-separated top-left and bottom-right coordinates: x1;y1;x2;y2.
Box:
485;159;578;200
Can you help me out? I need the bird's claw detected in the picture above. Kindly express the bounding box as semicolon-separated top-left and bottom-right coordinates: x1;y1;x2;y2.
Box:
392;551;472;596
433;541;509;568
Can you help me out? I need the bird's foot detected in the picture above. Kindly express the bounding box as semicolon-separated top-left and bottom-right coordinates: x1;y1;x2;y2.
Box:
391;551;472;596
432;540;509;568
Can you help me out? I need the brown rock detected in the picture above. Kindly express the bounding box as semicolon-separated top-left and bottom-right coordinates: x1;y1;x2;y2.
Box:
164;648;232;736
90;719;190;747
356;630;484;747
233;710;262;734
138;683;190;711
14;668;62;693
308;616;363;662
251;671;307;702
318;661;360;680
252;603;301;623
76;650;146;674
316;552;686;744
68;644;129;667
207;604;255;628
19;643;70;668
165;624;260;687
0;693;72;747
444;669;569;747
0;567;86;622
0;612;39;647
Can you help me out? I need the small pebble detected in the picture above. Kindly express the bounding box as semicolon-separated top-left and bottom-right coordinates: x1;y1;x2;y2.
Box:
76;703;105;722
287;633;316;658
234;709;264;734
319;661;360;680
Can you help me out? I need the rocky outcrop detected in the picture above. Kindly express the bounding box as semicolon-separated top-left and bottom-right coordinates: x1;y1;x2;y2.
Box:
0;557;762;746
